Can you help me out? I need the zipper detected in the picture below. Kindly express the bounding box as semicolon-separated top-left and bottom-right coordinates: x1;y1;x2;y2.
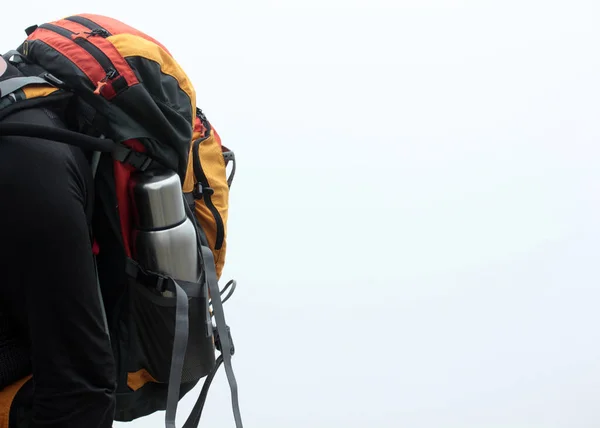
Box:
86;28;112;38
192;119;225;250
39;23;118;85
64;16;112;37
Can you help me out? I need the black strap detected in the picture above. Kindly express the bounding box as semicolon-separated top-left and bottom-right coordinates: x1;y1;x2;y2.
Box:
182;355;224;428
0;123;114;152
125;258;167;292
184;192;195;210
2;50;25;62
113;144;156;171
24;25;38;36
0;123;165;175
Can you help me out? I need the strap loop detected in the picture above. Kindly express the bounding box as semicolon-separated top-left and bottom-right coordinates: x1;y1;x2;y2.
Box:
222;148;236;188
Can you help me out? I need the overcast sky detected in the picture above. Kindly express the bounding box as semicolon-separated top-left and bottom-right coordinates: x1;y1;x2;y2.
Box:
3;1;600;427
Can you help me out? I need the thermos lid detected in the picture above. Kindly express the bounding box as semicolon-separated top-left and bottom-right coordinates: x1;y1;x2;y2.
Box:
128;170;187;230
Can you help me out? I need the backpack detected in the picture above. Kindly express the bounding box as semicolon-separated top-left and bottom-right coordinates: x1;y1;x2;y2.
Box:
0;13;242;428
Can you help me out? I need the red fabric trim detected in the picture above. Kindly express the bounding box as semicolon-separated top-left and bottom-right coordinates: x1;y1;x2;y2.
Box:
113;160;132;257
113;139;147;258
52;18;92;35
44;20;139;88
27;29;104;83
193;116;206;137
100;81;116;100
84;37;139;86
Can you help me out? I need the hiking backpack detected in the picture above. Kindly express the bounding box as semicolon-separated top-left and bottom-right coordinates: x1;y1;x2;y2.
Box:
0;13;242;428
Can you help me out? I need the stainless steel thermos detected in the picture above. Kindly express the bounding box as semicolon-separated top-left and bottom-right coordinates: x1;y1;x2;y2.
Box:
127;169;215;376
128;170;199;291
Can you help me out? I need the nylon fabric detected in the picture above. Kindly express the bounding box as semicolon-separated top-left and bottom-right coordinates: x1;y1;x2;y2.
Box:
182;129;230;278
25;29;104;83
107;33;196;120
22;86;59;99
75;14;172;54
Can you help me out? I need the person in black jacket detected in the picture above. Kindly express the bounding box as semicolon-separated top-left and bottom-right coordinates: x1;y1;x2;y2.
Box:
0;56;116;428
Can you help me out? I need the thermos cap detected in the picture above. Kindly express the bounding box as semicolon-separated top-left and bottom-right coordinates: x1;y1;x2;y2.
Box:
129;170;187;230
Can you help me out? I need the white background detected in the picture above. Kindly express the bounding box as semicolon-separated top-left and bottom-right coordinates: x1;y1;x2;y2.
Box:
2;1;600;427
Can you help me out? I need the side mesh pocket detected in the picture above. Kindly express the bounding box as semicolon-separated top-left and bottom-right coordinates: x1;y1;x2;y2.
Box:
124;270;216;389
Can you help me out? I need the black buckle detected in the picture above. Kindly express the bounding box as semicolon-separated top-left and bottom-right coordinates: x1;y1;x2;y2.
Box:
126;258;168;292
153;275;167;293
42;72;65;88
193;182;214;199
123;149;153;170
214;325;235;356
222;150;235;165
144;271;168;293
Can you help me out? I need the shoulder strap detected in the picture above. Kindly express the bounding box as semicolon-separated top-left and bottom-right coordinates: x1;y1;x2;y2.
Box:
0;123;114;152
0;76;48;98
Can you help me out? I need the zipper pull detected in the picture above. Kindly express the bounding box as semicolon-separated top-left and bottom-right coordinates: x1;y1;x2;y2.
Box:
94;68;117;95
87;28;110;38
73;29;110;39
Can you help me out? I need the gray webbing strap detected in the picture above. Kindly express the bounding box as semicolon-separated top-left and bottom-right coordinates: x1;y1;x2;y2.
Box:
165;278;190;428
2;50;25;62
222;150;236;188
200;245;243;428
0;76;48;98
156;251;242;428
